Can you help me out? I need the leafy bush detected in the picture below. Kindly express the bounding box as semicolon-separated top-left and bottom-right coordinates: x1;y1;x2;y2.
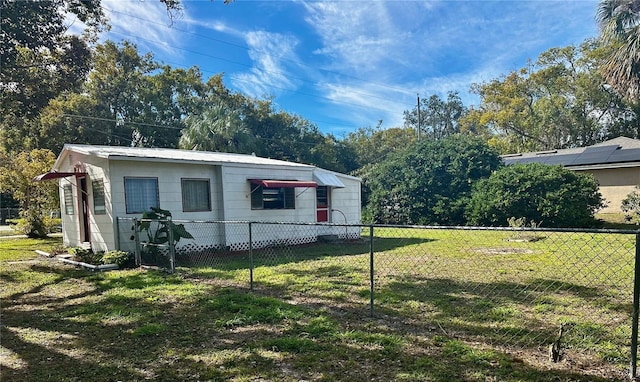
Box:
101;250;135;268
363;135;501;225
10;216;61;235
68;247;103;264
466;163;605;228
621;185;640;224
43;216;62;233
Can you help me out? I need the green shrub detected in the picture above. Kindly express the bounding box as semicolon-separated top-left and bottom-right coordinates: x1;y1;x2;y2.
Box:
68;247;102;264
622;185;640;224
466;163;605;228
9;216;60;235
43;216;62;233
101;250;135;268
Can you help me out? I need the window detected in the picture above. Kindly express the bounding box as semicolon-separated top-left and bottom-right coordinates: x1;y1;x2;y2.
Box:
251;184;295;210
63;184;74;215
124;177;159;214
316;186;329;208
92;179;106;215
181;178;211;212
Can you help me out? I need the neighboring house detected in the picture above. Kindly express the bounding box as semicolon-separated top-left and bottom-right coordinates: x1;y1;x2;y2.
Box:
36;145;361;252
502;137;640;214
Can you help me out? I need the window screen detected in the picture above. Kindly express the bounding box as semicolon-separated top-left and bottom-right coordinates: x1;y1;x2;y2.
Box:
124;177;159;214
92;179;106;215
182;179;211;212
63;184;74;215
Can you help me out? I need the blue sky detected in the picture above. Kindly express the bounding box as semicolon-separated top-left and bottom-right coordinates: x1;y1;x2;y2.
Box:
92;0;600;136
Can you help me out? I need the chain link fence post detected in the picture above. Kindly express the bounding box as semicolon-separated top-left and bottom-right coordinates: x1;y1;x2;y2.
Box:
133;217;141;267
249;222;254;292
369;224;374;317
631;232;640;380
168;217;175;274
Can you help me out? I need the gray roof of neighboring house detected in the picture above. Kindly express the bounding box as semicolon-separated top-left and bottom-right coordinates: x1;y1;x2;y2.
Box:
501;137;640;169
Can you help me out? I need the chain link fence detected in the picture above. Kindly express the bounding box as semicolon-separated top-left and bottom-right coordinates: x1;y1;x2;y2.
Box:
116;218;639;378
0;207;20;224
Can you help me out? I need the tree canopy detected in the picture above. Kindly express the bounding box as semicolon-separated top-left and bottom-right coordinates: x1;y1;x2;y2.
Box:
461;40;639;153
363;135;501;225
597;0;640;100
404;92;467;141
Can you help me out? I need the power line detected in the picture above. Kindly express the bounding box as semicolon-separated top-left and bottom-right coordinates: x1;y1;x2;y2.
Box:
59;113;353;146
61;114;183;130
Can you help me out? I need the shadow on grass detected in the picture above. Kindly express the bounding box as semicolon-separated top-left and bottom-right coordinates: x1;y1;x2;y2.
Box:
177;236;433;270
2;261;625;381
371;276;630;365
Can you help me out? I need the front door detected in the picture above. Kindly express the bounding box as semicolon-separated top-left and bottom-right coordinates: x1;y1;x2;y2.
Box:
316;186;330;222
78;177;90;242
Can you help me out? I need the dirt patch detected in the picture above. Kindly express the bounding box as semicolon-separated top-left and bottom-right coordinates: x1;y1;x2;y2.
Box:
475;248;535;255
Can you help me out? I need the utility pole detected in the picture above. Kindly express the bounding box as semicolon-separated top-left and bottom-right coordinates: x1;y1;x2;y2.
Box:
417;94;421;140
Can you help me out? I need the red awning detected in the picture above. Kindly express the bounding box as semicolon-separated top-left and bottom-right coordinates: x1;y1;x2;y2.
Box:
250;179;317;188
33;171;86;182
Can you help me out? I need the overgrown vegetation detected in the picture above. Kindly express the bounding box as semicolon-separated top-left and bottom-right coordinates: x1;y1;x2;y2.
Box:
467;163;605;227
67;247;135;268
363;135;501;225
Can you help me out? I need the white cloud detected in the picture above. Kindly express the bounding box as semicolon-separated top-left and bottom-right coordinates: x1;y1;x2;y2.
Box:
99;0;184;56
232;31;301;98
298;0;599;131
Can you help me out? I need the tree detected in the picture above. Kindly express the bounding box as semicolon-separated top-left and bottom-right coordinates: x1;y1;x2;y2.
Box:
342;123;417;169
363;135;501;225
179;103;256;153
467;163;605;228
0;0;105;85
0;149;59;237
38;41;206;152
462;40;638;153
1;0;105;153
404;92;467;141
1;1;190;153
597;0;640;100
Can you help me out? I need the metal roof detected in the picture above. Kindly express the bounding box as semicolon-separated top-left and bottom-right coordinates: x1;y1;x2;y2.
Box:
56;144;314;169
501;138;640;168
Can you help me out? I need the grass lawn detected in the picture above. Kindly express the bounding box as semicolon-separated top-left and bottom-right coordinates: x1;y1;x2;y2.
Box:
1;229;635;381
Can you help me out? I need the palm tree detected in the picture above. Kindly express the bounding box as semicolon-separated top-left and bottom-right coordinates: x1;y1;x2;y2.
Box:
597;0;640;100
179;103;257;153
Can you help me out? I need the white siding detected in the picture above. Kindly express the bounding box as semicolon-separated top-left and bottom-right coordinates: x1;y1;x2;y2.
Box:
53;147;361;253
317;175;362;239
56;152;113;251
109;160;221;252
219;164;319;247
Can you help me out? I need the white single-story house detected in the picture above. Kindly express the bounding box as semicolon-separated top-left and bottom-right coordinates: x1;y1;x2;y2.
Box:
502;137;640;214
36;145;361;252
